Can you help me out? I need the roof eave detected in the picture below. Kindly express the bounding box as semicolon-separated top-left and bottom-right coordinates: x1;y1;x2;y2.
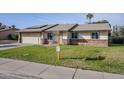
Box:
17;30;42;33
46;30;70;32
73;29;111;31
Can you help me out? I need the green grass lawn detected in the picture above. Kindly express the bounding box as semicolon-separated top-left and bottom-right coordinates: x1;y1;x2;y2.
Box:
0;45;124;74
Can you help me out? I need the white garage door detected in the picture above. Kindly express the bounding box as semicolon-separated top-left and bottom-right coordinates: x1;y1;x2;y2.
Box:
22;33;40;44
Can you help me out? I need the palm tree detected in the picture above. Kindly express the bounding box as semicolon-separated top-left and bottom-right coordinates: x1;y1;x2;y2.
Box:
86;13;94;23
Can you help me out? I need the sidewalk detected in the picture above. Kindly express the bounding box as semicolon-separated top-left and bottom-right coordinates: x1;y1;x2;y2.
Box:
0;58;124;79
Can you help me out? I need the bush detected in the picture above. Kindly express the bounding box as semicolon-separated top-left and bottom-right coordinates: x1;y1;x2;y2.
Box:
111;37;124;44
8;33;18;40
85;55;105;60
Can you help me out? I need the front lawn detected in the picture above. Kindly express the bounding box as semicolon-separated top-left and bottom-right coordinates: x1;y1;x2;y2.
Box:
0;45;124;74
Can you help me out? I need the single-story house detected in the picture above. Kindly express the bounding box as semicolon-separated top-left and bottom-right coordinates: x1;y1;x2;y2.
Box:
0;27;17;40
18;23;111;46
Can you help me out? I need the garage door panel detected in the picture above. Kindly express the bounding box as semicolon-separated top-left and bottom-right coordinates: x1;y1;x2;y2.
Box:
22;33;40;44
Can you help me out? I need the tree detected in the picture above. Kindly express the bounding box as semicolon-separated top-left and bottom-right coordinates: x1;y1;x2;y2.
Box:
112;26;124;37
12;25;15;29
0;22;2;27
92;20;109;24
119;26;124;37
1;25;6;29
86;13;94;23
112;31;120;37
111;26;124;44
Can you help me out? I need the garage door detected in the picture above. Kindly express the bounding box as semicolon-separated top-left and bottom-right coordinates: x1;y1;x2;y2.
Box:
22;33;40;44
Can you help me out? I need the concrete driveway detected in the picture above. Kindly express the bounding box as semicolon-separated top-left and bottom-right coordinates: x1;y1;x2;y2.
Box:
0;43;18;50
0;58;124;79
0;43;32;50
0;40;17;44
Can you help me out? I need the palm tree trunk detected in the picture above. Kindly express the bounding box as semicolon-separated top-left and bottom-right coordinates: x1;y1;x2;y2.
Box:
89;19;91;23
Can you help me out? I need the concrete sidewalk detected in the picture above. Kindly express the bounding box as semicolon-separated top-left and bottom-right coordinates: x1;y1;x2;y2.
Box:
0;58;124;79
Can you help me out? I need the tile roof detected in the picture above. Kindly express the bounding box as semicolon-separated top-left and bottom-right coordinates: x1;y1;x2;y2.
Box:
18;24;58;32
72;23;111;31
0;28;18;32
26;25;47;29
0;28;10;32
46;24;77;31
18;23;111;33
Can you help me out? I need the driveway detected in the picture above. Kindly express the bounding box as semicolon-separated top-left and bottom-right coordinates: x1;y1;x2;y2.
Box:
0;43;32;50
0;40;17;44
0;58;124;79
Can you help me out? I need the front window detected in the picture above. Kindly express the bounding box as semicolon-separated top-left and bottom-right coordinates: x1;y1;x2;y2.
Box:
71;32;78;39
91;32;100;39
47;32;53;40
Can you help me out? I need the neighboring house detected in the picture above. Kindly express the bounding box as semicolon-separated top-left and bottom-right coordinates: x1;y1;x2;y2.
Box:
18;23;111;46
0;27;17;40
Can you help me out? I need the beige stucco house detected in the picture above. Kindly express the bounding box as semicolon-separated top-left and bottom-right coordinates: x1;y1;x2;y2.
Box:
18;23;111;47
0;28;16;40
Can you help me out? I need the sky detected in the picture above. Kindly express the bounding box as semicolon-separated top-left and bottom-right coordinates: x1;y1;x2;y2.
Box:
0;13;124;29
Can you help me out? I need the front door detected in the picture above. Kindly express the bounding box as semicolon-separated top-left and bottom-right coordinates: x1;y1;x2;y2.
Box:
53;34;57;44
53;32;63;44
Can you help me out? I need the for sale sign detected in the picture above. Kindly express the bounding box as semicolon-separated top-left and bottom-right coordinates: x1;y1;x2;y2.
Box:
56;45;60;52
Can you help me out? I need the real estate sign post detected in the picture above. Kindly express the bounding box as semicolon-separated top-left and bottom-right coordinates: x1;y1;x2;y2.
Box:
56;31;60;60
56;45;60;60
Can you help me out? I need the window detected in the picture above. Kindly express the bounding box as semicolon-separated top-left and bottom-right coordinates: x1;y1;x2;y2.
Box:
71;32;78;39
47;32;53;40
91;32;100;39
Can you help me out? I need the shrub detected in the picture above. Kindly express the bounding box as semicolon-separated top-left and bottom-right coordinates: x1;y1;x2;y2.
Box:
111;37;124;44
85;55;105;60
8;33;18;40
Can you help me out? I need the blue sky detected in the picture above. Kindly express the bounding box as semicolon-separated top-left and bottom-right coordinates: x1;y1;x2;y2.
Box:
0;13;124;29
